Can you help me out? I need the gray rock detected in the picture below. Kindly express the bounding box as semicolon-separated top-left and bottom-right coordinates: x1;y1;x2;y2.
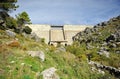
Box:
111;43;117;48
27;51;45;61
56;46;66;52
101;42;107;46
30;32;40;42
22;33;29;38
106;32;120;42
86;43;94;49
5;30;16;38
97;47;109;58
0;19;3;23
84;27;92;34
116;50;120;54
41;67;59;79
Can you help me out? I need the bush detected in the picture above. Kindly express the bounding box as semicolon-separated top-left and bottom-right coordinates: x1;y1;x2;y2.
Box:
23;26;32;34
41;38;45;43
6;17;17;29
0;25;6;30
14;28;21;33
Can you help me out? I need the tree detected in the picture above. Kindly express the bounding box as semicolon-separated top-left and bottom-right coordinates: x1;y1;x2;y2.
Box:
15;11;32;34
0;0;18;28
0;0;19;12
16;11;31;25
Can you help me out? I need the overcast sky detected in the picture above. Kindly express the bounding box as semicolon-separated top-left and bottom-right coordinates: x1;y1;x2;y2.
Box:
10;0;120;25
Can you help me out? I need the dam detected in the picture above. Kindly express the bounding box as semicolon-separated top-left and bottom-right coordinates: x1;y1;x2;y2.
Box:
27;24;92;45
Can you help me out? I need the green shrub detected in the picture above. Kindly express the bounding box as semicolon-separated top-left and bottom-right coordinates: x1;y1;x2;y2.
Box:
14;28;21;33
41;38;45;43
23;26;32;34
6;17;17;29
0;25;6;30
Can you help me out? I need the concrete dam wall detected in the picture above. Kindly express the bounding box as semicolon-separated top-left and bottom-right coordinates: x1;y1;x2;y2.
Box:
27;24;92;45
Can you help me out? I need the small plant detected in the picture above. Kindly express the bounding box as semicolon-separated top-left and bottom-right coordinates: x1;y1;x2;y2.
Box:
23;26;32;34
41;38;45;43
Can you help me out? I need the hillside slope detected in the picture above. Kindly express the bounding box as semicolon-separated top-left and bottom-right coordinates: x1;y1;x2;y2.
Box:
71;15;120;78
0;29;110;79
0;15;120;79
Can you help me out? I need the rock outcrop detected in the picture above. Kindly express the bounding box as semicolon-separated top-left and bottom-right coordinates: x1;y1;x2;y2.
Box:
41;67;59;79
5;30;16;38
89;61;120;78
27;51;45;61
73;15;120;78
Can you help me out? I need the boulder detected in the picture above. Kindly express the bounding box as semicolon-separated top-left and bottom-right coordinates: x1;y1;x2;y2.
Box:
55;46;66;53
41;67;59;79
106;32;120;42
5;30;16;38
30;32;40;42
84;27;92;34
115;31;120;42
116;50;120;54
27;51;45;61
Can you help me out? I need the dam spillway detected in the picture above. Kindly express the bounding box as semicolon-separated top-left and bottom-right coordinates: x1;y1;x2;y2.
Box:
27;24;93;45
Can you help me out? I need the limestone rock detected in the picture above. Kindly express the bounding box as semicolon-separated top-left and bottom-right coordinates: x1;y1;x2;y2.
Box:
84;27;92;34
55;46;66;53
30;32;40;42
41;67;59;79
86;43;94;49
5;30;16;38
27;51;45;61
116;50;120;54
106;31;120;42
97;47;109;58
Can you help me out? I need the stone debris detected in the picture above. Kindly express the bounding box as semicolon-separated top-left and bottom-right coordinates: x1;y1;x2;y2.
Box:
41;67;59;79
27;51;45;61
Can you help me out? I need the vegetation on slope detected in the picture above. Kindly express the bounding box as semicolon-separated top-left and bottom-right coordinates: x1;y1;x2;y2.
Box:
0;29;110;79
69;15;120;78
0;1;119;78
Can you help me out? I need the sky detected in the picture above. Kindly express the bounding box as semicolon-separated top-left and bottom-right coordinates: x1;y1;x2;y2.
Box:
10;0;120;25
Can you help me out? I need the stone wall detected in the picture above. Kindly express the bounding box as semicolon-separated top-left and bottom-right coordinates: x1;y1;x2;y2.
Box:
26;24;93;45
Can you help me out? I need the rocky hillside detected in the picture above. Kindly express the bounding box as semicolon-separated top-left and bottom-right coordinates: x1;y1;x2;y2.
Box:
71;15;120;78
0;29;112;79
0;15;120;79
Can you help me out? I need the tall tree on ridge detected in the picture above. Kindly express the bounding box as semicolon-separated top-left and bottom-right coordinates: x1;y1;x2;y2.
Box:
0;0;19;12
